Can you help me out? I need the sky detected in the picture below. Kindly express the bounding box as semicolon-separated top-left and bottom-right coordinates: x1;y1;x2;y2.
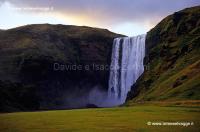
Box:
0;0;199;36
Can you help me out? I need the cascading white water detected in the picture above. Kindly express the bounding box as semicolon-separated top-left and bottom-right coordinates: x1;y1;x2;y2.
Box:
108;34;146;105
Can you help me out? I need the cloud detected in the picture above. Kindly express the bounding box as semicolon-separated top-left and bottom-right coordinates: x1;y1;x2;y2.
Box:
7;0;200;23
0;1;66;29
1;0;200;36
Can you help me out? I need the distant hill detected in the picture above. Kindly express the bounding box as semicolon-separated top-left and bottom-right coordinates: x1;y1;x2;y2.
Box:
127;6;200;103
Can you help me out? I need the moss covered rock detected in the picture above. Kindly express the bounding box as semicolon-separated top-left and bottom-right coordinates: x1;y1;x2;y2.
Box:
127;6;200;103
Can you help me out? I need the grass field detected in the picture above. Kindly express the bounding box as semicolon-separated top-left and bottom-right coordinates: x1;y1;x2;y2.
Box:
0;105;200;132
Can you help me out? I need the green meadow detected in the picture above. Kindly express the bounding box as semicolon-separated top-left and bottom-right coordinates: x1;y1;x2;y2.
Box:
0;105;200;132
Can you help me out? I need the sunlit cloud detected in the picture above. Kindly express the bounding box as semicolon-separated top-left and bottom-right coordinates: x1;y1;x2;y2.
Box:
111;22;150;36
0;2;66;29
0;0;199;36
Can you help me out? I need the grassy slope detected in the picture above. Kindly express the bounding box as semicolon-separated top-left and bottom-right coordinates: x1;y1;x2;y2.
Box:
127;6;200;103
0;24;123;111
0;24;122;81
0;105;200;132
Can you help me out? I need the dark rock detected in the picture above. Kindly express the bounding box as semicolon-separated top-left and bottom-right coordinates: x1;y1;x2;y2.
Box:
86;104;99;108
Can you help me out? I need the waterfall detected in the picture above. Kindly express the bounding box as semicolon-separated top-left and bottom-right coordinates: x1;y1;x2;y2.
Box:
108;34;146;105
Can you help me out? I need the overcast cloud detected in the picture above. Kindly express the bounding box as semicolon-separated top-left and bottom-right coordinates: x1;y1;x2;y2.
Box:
0;0;199;36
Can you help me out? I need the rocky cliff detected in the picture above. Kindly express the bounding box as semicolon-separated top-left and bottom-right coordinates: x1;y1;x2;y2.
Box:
0;24;123;112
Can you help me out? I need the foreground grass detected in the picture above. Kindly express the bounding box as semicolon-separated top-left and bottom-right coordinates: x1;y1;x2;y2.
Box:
0;105;200;132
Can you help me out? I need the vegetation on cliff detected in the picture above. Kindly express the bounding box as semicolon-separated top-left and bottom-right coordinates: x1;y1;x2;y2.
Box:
0;24;123;112
127;6;200;103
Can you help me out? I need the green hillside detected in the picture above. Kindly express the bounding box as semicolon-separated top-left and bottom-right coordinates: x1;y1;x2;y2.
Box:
127;6;200;103
0;24;123;112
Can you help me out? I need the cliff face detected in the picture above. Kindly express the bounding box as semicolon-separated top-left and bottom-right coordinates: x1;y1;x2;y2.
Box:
0;24;123;111
127;6;200;102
